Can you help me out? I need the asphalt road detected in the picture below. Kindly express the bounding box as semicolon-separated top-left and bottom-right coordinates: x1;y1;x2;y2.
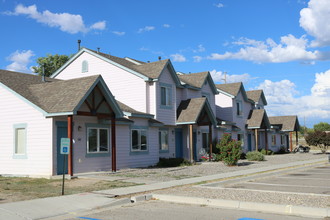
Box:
62;200;320;220
214;164;330;195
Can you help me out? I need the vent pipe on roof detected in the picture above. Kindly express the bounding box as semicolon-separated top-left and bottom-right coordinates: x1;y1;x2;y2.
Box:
158;56;161;61
42;65;45;82
78;39;81;51
97;47;100;53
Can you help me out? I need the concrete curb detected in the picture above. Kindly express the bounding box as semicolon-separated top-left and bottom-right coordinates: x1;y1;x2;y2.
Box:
152;194;330;218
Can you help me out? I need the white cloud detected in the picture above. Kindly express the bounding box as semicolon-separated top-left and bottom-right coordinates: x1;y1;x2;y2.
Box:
193;56;202;62
214;3;224;8
112;31;125;36
163;24;170;28
257;70;330;122
138;26;155;33
5;4;105;34
193;44;206;53
170;53;187;62
208;35;321;63
210;70;252;83
6;50;34;73
300;0;330;47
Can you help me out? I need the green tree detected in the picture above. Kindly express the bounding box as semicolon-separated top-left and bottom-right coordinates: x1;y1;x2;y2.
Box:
313;122;330;132
305;130;330;154
215;134;242;166
299;126;314;136
32;54;70;77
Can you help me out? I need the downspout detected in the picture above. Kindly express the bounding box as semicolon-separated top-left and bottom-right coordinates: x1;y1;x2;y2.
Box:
68;115;73;176
111;116;117;172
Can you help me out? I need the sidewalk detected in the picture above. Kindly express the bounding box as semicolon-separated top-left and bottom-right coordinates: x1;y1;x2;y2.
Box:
0;157;327;220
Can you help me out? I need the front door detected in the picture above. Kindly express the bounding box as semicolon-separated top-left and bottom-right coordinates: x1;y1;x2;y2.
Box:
175;129;183;158
56;122;68;175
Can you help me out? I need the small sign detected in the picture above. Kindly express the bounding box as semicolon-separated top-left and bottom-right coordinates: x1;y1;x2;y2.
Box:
60;138;70;155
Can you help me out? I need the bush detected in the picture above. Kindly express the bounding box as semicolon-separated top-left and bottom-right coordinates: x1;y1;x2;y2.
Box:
156;158;192;167
260;149;274;155
216;134;242;166
305;130;330;154
246;151;264;161
240;152;246;159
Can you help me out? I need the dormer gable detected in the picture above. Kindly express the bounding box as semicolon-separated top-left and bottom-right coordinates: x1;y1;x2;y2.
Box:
177;71;218;94
216;82;250;102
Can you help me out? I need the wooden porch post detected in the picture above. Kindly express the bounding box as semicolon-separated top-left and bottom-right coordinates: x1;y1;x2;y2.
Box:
255;129;258;151
189;125;193;163
265;129;268;154
68;115;73;176
209;124;212;161
290;132;293;152
111;117;116;172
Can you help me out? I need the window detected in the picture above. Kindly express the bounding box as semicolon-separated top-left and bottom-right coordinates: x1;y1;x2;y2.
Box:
236;101;242;116
87;128;109;153
159;130;169;151
281;135;285;145
237;133;244;146
271;134;276;146
160;86;171;106
82;60;88;73
15;127;26;155
202;133;209;151
131;129;148;151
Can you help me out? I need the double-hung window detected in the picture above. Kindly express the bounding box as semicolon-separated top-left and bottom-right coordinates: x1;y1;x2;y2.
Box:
87;127;109;153
159;130;169;151
14;124;27;158
160;83;172;107
131;129;148;151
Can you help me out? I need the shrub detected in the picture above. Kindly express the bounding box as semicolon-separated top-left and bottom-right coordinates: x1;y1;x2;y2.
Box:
305;130;330;154
156;158;192;167
260;149;274;155
246;151;264;161
216;134;242;166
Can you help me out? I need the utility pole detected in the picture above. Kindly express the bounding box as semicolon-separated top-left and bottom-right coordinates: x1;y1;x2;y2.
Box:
222;72;227;84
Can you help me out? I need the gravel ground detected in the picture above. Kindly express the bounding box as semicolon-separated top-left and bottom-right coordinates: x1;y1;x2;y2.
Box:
105;153;327;182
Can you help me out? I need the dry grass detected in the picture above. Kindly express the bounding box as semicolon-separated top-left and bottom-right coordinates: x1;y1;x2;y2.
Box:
0;176;138;204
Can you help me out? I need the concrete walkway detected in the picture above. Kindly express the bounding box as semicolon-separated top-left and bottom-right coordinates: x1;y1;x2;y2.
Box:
0;157;327;220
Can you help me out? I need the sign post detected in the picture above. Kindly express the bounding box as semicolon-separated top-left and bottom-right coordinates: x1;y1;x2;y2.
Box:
60;138;70;195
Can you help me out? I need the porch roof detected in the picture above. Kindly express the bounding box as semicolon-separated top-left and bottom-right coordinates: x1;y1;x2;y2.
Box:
0;69;123;117
268;115;300;132
176;97;217;126
246;109;270;129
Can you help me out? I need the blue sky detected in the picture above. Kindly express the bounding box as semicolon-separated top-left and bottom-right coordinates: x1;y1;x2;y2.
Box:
1;0;330;127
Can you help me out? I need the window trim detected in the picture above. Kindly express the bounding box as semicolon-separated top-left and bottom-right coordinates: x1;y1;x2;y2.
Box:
82;60;89;73
131;127;148;153
159;128;169;153
85;123;110;157
13;123;27;159
159;82;172;109
236;100;243;116
271;134;276;146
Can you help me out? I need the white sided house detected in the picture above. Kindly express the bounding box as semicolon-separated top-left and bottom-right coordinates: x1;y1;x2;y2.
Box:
51;48;218;162
0;70;162;177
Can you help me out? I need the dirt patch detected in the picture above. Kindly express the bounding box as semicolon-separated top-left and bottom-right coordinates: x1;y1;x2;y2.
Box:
0;177;138;204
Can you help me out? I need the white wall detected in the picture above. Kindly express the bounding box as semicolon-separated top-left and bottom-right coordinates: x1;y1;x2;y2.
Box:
0;85;53;176
55;51;147;113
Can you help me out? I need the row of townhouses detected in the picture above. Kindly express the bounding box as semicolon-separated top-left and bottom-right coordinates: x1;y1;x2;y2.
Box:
0;47;300;177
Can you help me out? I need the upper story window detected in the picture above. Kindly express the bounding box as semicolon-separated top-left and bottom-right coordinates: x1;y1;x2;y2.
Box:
236;101;242;116
87;127;109;153
82;60;89;73
160;83;172;108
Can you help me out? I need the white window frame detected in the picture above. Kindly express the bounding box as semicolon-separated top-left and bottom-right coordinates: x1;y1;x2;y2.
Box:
160;86;171;106
131;129;148;152
82;60;89;73
13;124;27;159
87;127;110;154
159;130;169;151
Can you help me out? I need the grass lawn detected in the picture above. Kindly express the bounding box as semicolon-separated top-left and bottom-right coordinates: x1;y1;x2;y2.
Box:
0;176;138;204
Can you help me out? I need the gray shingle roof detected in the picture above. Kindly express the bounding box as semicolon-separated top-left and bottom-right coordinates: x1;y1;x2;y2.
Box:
216;82;242;97
268;115;300;131
178;72;209;88
88;49;169;79
247;109;270;129
246;90;267;105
